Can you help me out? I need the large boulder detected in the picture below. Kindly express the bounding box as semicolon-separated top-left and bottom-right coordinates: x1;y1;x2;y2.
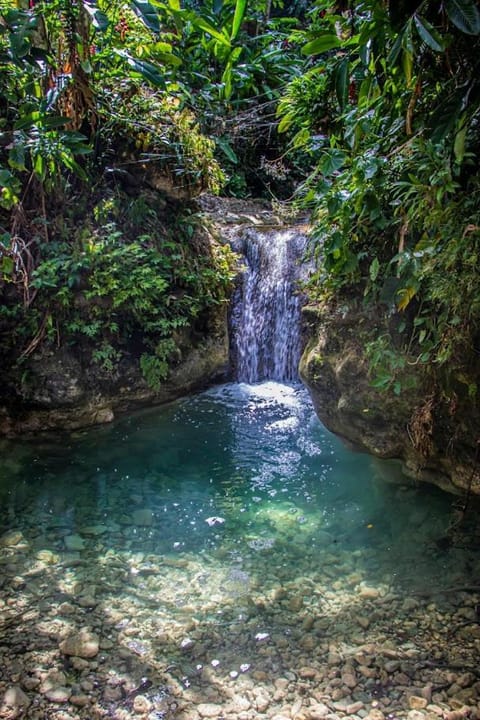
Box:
300;302;480;495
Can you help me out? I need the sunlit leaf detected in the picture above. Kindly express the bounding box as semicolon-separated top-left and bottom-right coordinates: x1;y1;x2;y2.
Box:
231;0;248;41
8;144;25;171
83;3;110;32
189;15;231;46
131;0;161;33
396;285;417;311
302;35;342;55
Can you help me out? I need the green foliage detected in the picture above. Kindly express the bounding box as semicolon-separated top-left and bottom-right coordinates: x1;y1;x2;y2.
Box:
140;338;178;390
282;0;480;392
0;187;236;379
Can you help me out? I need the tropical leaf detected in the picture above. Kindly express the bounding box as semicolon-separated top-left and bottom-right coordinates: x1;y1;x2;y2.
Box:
334;56;349;111
83;3;110;32
319;149;346;176
117;52;165;86
413;14;445;52
231;0;248;41
189;15;231;46
216;137;238;163
397;285;417;311
131;0;161;33
302;34;342;55
444;0;480;35
369;257;380;282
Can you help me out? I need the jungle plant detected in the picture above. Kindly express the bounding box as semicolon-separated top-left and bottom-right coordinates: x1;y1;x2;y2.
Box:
277;0;480;388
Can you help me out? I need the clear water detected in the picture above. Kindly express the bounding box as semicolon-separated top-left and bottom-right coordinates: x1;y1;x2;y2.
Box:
1;382;475;600
1;382;479;717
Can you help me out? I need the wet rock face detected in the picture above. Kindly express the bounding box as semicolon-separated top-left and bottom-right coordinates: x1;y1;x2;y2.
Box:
299;303;480;495
0;305;229;436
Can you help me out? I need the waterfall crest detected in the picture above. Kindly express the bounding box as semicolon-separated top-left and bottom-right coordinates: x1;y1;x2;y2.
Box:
229;226;308;383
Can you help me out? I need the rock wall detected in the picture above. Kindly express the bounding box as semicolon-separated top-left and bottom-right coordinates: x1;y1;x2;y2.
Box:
0;305;229;436
300;303;480;495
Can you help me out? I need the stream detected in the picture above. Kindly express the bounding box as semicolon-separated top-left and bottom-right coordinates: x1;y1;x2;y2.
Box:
0;225;479;720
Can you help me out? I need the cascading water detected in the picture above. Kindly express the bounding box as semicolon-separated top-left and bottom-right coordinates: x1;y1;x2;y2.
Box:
229;226;308;382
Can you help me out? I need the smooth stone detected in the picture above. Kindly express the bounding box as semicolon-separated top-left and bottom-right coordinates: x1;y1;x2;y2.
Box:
59;630;99;658
64;535;85;551
0;686;31;718
133;695;152;714
44;687;72;703
358;586;380;599
357;616;370;629
81;525;108;536
69;694;90;707
103;686;123;702
288;595;304;612
131;509;154;526
408;713;426;720
347;702;365;715
78;595;97;608
409;696;428;710
198;703;223;717
226;697;251;713
0;530;23;547
35;549;59;564
384;661;400;673
307;703;330;719
22;677;40;691
342;672;357;689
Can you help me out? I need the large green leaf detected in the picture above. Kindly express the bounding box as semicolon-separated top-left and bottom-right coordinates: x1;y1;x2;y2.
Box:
334;56;349;111
319;149;346;176
131;0;161;33
117;52;165;86
231;0;248;41
83;3;110;32
302;34;342;55
444;0;480;35
189;15;231;46
413;14;445;52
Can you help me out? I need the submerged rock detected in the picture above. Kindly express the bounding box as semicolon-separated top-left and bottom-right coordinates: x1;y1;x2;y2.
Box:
64;534;85;551
0;686;30;718
59;630;99;658
0;531;23;547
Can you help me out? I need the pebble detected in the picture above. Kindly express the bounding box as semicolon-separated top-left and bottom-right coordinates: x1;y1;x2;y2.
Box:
131;509;154;526
59;630;100;658
198;703;223;717
0;530;23;547
358;586;381;599
132;695;152;714
64;534;85;551
0;686;30;718
44;687;71;703
307;703;330;719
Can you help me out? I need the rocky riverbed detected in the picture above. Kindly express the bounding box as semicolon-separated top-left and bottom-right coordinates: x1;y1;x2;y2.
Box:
1;382;480;720
1;522;480;720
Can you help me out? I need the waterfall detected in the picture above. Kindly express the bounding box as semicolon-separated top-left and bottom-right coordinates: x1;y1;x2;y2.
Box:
229;226;308;383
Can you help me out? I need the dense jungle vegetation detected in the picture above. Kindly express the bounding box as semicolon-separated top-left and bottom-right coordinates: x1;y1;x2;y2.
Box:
0;0;479;398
